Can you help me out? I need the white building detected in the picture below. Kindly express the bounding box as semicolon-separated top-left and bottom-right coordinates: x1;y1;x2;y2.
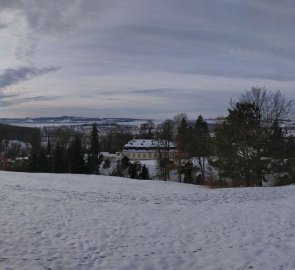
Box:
122;139;176;160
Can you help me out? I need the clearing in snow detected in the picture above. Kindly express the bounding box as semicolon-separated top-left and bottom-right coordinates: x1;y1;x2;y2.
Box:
0;171;294;270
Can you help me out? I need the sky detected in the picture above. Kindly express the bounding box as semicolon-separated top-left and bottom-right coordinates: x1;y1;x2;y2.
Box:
0;0;294;120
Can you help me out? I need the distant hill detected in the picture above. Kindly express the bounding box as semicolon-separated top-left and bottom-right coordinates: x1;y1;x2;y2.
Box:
0;116;150;127
1;116;293;129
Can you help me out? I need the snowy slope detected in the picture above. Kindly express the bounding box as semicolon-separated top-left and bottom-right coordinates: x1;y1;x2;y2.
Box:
0;172;295;270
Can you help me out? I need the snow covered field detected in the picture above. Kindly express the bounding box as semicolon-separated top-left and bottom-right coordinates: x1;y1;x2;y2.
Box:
0;172;294;270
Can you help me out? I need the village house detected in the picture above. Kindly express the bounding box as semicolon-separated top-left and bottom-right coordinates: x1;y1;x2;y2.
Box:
122;139;176;160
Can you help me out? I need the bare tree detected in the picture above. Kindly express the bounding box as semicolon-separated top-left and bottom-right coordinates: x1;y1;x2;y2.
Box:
173;113;188;137
157;119;174;181
139;120;155;139
226;87;295;185
238;87;294;128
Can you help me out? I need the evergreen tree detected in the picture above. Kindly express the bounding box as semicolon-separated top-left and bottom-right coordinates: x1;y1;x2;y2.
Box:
213;91;295;187
103;159;111;169
46;138;53;173
121;156;130;170
29;149;39;172
128;161;141;179
175;117;194;182
140;165;150;180
212;102;262;186
88;124;100;174
266;120;285;159
53;144;67;173
193;115;211;183
29;147;50;173
68;135;85;174
38;148;49;172
112;160;123;177
46;138;51;155
285;136;295;158
91;124;100;154
173;113;188;135
182;161;194;184
176;118;194;155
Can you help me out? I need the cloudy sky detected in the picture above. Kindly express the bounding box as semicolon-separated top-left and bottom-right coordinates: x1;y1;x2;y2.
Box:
0;0;294;119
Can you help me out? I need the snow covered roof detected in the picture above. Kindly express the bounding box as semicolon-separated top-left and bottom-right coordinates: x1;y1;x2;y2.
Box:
124;139;175;149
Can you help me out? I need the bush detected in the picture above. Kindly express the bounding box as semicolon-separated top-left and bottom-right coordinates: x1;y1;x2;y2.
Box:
203;178;230;188
103;159;111;169
274;173;295;186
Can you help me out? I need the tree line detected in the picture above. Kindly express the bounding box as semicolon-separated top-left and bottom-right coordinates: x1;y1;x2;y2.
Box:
137;87;295;186
2;87;295;186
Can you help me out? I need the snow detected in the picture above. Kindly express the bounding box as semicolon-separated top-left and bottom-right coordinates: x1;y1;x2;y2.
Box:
137;159;159;179
124;139;175;149
1;140;31;150
285;130;295;137
0;171;295;270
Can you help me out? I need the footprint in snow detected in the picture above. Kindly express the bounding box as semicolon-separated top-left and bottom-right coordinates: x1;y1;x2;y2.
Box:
55;233;62;238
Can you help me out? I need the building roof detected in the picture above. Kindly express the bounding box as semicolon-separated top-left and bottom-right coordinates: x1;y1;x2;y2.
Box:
124;139;175;149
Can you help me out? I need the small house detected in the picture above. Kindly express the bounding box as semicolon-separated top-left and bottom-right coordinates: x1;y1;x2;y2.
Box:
122;139;176;160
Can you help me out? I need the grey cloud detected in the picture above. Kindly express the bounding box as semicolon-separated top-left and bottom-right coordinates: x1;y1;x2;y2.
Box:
128;88;237;99
99;91;121;96
112;25;295;62
129;88;204;95
129;89;177;95
19;96;59;102
0;95;60;107
3;0;295;72
1;0;295;118
181;69;295;82
0;0;108;60
0;0;84;34
102;98;121;101
127;88;194;98
78;93;121;101
0;66;60;89
0;92;20;99
80;1;295;82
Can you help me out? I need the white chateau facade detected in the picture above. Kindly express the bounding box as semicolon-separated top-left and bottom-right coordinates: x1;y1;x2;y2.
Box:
122;139;176;160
